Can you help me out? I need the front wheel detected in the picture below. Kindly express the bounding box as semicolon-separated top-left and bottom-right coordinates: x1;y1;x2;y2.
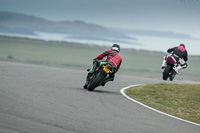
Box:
87;72;104;91
163;65;171;80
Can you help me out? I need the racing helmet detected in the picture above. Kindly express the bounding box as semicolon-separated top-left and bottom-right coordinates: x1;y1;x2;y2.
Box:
111;44;120;52
180;44;185;48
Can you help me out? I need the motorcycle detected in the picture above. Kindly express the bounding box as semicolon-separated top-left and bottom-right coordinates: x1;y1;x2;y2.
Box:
162;55;178;81
84;60;114;91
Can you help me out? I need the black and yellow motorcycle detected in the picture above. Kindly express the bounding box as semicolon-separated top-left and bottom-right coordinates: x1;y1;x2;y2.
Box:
84;60;114;91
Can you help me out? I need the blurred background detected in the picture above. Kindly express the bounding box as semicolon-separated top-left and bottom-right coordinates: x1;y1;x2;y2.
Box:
0;0;200;82
1;0;200;54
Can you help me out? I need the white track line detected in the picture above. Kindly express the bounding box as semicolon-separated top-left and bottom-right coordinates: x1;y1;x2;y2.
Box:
120;84;200;127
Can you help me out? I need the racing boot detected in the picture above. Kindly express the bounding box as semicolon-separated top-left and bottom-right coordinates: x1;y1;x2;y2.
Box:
174;65;182;74
83;81;88;89
161;56;166;69
88;61;98;75
83;75;90;89
83;83;87;89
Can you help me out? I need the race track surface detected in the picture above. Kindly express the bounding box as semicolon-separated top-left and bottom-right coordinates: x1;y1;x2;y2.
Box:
0;61;199;133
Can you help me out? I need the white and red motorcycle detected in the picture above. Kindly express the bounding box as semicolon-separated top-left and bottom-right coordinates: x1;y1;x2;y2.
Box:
162;54;183;81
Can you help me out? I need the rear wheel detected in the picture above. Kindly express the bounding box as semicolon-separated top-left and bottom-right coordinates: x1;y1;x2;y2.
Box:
163;65;171;80
170;70;176;81
87;72;104;91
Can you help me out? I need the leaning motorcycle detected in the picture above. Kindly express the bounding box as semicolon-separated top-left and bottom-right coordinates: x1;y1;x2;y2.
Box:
162;55;178;81
84;60;114;91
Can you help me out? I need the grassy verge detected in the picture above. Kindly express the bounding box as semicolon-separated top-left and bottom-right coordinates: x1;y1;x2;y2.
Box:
126;83;200;124
0;35;200;81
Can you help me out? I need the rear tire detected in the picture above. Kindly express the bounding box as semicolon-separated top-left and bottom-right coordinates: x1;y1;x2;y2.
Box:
163;65;171;80
87;72;104;91
170;70;176;81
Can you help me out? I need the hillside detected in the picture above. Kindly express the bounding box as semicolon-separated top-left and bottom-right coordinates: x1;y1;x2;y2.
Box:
1;11;195;42
0;11;129;40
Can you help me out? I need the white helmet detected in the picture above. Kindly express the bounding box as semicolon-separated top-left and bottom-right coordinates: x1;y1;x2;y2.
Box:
111;44;120;52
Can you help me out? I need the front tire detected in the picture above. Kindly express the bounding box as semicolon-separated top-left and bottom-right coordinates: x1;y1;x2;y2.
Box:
163;65;171;80
87;72;104;91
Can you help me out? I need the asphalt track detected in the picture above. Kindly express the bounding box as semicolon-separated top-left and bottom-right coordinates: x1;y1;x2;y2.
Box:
0;61;199;133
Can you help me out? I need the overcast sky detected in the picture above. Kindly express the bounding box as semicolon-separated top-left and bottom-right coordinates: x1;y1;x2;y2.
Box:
0;0;200;38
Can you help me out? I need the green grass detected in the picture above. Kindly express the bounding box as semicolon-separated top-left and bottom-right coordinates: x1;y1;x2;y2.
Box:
126;83;200;124
0;35;200;82
0;36;104;69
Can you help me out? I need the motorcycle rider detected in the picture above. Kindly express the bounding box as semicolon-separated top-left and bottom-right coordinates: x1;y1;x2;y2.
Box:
161;44;188;73
84;44;122;88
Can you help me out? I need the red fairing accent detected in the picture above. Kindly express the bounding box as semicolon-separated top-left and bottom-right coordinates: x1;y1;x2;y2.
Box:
177;46;186;52
166;56;176;64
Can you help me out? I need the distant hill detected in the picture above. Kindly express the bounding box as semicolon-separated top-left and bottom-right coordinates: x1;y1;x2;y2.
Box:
0;11;131;41
0;11;195;43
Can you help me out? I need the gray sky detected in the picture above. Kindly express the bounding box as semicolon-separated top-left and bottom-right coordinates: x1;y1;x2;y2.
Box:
0;0;200;38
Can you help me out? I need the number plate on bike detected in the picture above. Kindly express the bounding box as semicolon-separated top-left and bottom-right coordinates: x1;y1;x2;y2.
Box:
103;66;110;73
